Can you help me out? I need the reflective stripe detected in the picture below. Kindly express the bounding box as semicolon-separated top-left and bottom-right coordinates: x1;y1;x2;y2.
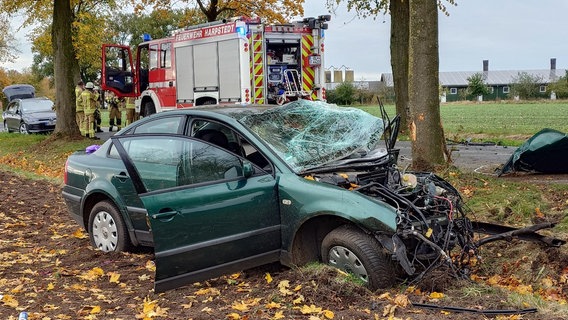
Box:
301;34;316;100
250;32;264;104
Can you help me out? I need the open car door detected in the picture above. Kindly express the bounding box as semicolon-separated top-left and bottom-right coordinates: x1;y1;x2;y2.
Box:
101;44;138;98
111;134;282;292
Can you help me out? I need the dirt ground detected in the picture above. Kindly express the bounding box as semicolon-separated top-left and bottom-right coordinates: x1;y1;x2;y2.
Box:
1;168;567;319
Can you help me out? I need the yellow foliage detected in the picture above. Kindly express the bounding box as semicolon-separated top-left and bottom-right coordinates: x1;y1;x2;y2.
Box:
108;272;121;283
429;292;445;299
1;294;19;308
265;272;273;283
145;260;156;272
299;304;322;314
292;294;305;304
277;280;293;296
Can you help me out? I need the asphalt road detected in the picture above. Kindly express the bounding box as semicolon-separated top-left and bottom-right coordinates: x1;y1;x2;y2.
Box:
396;141;515;173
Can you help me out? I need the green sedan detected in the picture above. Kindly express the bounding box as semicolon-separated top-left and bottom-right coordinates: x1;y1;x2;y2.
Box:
62;100;473;292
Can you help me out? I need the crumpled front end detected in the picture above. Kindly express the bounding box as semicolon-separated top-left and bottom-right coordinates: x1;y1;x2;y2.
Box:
306;165;564;284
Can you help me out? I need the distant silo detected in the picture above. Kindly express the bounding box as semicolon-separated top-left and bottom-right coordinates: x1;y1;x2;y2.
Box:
333;70;343;83
345;70;354;82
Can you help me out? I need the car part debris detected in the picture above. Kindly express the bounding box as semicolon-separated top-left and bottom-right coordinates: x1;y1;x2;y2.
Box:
497;128;568;175
412;303;537;316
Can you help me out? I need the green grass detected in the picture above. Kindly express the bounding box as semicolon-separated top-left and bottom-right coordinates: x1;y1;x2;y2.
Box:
355;101;568;146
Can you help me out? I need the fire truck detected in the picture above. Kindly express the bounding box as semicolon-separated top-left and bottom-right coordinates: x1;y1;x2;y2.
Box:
101;15;330;116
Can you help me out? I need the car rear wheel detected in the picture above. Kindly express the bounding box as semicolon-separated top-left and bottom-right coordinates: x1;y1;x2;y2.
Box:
19;122;29;134
88;201;131;252
321;225;396;290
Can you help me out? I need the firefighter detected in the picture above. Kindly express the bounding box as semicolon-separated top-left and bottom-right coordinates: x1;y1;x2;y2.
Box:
93;86;103;133
81;82;99;139
75;80;86;136
107;91;122;132
124;97;136;125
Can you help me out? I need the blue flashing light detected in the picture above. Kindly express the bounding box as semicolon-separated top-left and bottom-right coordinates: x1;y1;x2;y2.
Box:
143;33;152;41
236;26;246;36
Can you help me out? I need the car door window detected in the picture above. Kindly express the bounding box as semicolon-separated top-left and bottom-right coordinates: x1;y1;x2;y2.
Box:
117;136;244;192
130;116;185;134
190;119;272;173
7;102;17;113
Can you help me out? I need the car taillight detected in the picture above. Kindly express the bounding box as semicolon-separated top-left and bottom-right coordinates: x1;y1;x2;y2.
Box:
64;159;68;184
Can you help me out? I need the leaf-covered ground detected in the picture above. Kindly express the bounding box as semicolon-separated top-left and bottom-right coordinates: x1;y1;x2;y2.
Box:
1;169;567;320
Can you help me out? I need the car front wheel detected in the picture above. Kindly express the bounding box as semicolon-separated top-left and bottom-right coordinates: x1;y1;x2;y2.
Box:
88;201;130;252
19;122;29;134
321;225;397;290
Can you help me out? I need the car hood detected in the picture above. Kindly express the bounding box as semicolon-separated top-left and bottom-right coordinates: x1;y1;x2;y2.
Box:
24;111;56;119
239;100;386;172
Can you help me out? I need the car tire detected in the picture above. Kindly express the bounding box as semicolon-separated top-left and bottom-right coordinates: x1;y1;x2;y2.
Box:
321;225;396;290
88;200;131;252
142;101;156;117
19;122;29;134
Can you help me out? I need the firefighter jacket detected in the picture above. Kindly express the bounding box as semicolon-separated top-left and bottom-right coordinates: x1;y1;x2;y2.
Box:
81;90;97;115
125;97;135;109
75;87;84;112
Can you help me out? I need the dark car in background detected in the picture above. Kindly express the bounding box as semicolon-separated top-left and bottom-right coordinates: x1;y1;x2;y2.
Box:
3;97;56;134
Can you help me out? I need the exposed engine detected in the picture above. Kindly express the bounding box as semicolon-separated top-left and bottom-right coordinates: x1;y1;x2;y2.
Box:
304;165;478;283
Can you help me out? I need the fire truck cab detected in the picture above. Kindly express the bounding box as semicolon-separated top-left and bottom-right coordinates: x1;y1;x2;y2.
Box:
101;15;330;116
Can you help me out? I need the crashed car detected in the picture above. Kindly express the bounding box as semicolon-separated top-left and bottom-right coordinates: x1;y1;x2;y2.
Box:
62;100;564;292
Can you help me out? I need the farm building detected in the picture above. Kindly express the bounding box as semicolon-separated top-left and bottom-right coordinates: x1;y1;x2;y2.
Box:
379;58;566;102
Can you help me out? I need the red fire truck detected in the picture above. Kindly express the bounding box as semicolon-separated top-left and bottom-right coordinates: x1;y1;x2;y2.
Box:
101;15;330;116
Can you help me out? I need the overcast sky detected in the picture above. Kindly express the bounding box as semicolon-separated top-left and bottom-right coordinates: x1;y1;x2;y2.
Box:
4;0;568;81
303;0;568;80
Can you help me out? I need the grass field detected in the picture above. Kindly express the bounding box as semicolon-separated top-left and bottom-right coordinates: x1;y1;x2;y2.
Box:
357;100;568;145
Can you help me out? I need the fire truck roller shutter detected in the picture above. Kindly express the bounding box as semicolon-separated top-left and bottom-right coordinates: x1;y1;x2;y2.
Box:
175;46;195;103
193;43;219;92
218;39;242;102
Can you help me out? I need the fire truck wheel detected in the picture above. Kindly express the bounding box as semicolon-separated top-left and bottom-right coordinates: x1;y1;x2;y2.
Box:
142;101;156;117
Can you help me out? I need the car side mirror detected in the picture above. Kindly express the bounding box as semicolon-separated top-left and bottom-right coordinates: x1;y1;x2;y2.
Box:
242;161;254;178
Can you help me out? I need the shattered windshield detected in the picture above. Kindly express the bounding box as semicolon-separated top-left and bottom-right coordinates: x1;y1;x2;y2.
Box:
239;100;385;172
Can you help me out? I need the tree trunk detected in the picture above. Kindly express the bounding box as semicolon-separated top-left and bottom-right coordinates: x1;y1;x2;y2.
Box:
390;0;410;134
408;0;447;170
52;0;81;138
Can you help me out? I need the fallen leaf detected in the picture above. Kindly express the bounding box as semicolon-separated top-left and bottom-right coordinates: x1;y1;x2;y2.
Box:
108;272;121;283
265;272;273;284
429;292;444;299
299;304;322;314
